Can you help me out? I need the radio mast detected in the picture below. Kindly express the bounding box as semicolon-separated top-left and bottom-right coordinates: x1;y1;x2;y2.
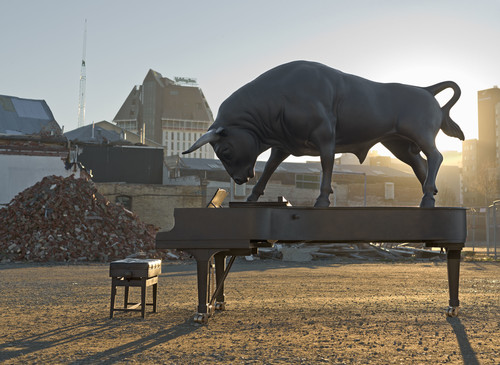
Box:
77;19;87;128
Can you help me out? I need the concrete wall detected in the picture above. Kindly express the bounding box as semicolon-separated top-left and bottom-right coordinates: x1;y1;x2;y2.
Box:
0;154;74;205
95;183;204;230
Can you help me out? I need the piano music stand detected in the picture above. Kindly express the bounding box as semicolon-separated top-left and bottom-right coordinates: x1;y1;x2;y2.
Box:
207;188;228;208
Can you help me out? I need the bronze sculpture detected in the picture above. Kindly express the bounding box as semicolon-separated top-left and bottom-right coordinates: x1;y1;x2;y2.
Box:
184;61;464;207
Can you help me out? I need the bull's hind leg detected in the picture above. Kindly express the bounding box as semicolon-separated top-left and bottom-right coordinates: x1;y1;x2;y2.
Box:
418;140;443;208
315;152;334;207
382;138;427;187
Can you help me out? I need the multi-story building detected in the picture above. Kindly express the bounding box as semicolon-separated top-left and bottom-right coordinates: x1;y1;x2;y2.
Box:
462;86;500;206
462;139;479;206
113;69;215;159
477;86;500;172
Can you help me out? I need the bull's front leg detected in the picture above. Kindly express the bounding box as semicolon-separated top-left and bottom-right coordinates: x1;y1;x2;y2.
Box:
311;120;336;207
247;148;290;201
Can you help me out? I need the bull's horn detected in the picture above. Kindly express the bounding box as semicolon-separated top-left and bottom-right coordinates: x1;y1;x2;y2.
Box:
182;128;221;154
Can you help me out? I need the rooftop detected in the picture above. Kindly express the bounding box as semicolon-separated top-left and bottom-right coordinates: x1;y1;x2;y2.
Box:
0;95;61;136
176;157;414;178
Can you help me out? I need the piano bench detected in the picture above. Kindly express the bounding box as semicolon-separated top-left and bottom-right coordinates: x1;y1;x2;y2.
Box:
109;258;161;319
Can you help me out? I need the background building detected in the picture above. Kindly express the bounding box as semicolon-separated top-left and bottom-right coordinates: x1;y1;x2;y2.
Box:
477;86;500;172
164;156;423;208
462;86;500;206
113;69;215;159
0;94;77;205
462;139;480;206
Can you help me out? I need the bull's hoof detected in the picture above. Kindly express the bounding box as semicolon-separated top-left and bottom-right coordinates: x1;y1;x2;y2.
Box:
246;193;260;202
419;195;435;208
314;198;330;208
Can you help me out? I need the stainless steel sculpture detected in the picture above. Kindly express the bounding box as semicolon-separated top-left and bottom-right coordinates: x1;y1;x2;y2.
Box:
184;61;464;208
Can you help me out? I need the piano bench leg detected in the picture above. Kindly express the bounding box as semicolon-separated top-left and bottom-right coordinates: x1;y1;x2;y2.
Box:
109;276;159;319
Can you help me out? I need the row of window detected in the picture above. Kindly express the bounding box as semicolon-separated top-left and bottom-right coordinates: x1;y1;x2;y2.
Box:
116;120;137;131
162;120;211;130
164;131;204;143
294;174;395;199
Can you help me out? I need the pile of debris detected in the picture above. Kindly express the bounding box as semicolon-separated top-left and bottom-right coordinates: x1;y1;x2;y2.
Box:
258;242;445;262
0;175;178;263
311;242;445;260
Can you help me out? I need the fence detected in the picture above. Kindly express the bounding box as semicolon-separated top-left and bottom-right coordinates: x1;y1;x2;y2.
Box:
486;201;500;259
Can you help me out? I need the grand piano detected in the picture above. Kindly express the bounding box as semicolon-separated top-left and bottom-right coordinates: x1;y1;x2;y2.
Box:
156;198;466;323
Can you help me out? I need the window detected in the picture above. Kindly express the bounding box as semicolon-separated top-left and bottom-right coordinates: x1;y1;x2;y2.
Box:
296;174;320;189
116;195;132;210
234;181;247;197
385;182;395;200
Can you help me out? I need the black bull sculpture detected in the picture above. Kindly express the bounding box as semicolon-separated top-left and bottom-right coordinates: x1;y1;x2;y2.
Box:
184;61;464;208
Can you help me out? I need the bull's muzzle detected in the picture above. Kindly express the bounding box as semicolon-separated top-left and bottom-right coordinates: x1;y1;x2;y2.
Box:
233;177;249;185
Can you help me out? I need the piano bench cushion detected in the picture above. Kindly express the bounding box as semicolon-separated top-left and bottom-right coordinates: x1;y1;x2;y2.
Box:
109;258;161;279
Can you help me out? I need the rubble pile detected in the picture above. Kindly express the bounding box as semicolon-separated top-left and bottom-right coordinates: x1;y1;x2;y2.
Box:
258;242;446;261
0;175;173;263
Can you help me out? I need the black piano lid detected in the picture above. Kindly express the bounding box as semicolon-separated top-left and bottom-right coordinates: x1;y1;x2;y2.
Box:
156;206;466;249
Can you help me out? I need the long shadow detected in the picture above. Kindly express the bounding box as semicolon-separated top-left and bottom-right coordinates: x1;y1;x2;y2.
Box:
446;317;480;365
0;318;112;361
68;318;196;364
163;258;375;277
0;262;107;271
0;316;197;363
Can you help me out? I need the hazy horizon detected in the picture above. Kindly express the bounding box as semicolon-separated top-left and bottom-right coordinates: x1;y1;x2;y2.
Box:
2;0;500;161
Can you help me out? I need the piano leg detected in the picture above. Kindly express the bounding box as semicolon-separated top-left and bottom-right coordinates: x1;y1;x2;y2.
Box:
214;253;226;310
446;248;461;317
187;248;252;324
186;249;225;323
187;249;219;323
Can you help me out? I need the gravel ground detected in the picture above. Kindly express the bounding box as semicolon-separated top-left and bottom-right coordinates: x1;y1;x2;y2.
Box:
0;259;498;364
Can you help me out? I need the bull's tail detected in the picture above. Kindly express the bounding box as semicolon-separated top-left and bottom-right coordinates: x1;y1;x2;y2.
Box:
424;81;465;141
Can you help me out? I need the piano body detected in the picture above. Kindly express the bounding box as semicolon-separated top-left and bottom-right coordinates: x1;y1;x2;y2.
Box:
156;203;466;323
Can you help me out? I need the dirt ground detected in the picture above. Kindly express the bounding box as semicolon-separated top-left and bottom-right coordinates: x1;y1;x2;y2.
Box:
0;259;498;364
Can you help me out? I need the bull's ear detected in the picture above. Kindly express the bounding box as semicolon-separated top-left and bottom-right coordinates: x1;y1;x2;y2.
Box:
182;129;220;154
215;127;226;136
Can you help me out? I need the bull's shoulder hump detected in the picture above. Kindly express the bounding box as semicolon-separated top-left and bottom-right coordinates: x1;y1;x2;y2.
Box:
257;60;343;81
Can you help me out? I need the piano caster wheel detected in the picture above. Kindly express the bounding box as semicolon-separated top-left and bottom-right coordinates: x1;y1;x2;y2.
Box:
446;306;459;317
194;313;209;324
208;305;215;316
215;302;226;311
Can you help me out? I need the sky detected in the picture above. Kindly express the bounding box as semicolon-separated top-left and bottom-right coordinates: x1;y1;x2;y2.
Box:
1;0;500;161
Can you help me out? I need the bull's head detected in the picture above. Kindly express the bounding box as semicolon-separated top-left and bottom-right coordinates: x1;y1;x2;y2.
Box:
183;127;260;184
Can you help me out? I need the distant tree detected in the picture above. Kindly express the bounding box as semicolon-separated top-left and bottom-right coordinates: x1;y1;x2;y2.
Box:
467;162;498;206
436;186;457;206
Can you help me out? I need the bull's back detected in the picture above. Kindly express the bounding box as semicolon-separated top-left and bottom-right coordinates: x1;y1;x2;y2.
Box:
219;61;441;145
335;73;442;138
217;61;343;127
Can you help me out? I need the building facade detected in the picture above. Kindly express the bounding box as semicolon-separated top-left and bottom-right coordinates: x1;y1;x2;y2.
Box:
477;86;500;172
0;94;81;205
113;69;215;159
164;157;423;208
462;139;479;206
462;86;500;206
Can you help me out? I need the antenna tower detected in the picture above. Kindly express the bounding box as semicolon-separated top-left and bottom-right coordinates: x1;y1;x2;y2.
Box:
77;19;87;128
